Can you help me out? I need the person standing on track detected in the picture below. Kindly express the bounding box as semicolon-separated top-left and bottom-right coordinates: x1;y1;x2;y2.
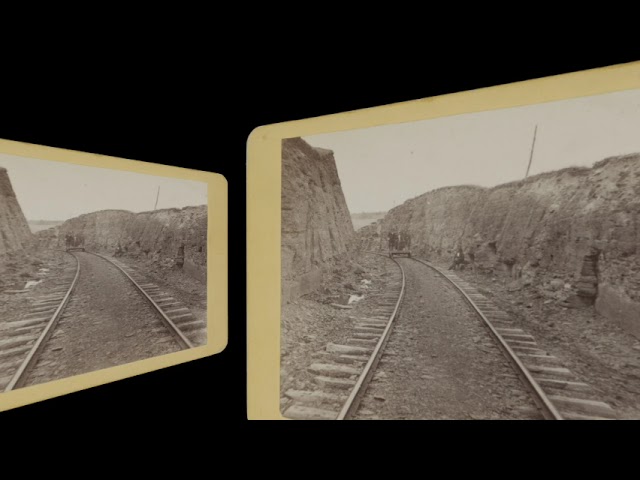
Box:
402;231;411;252
388;230;397;252
467;245;476;273
397;231;405;251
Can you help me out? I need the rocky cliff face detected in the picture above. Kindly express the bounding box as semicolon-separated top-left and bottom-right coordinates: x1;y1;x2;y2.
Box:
0;167;32;256
371;154;640;337
37;206;207;282
282;138;354;300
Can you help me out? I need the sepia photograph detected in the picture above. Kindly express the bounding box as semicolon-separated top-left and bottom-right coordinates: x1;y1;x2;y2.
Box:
0;154;208;393
279;88;640;420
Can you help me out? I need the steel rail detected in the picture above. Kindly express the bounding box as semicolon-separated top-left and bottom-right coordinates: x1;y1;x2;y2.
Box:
88;252;194;349
4;251;81;392
409;257;562;420
337;252;406;420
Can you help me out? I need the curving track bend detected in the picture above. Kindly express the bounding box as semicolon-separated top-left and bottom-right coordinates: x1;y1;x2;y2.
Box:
0;251;204;392
283;253;617;420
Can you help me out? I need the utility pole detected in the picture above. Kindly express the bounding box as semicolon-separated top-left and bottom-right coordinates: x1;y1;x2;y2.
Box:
524;124;538;179
154;186;160;210
493;125;539;260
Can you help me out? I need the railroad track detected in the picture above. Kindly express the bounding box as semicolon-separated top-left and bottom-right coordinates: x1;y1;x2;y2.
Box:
282;253;404;420
412;257;617;420
282;253;617;420
0;250;204;392
91;253;204;349
0;252;79;392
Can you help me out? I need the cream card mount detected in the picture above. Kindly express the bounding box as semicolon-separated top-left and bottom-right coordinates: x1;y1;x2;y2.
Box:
247;61;640;420
0;139;227;412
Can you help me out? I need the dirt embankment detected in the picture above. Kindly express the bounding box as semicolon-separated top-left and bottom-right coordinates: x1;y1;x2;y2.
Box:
282;138;355;301
0;167;33;257
364;154;640;338
36;206;207;283
0;167;39;291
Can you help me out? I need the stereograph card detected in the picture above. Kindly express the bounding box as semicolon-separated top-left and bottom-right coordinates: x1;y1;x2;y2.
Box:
0;140;227;412
247;61;640;420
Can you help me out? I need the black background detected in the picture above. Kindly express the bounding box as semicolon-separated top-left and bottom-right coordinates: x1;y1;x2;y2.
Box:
0;46;637;439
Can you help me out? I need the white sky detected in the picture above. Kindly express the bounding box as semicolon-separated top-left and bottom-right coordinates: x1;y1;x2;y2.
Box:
0;155;208;221
304;88;640;214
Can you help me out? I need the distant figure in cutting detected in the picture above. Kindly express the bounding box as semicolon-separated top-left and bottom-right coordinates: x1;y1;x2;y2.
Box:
388;231;397;251
467;247;476;273
397;231;404;251
65;234;73;249
448;246;465;271
401;231;411;251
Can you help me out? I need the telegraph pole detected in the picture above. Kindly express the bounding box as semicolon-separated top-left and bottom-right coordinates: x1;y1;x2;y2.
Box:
494;124;539;265
154;187;160;210
524;125;538;179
